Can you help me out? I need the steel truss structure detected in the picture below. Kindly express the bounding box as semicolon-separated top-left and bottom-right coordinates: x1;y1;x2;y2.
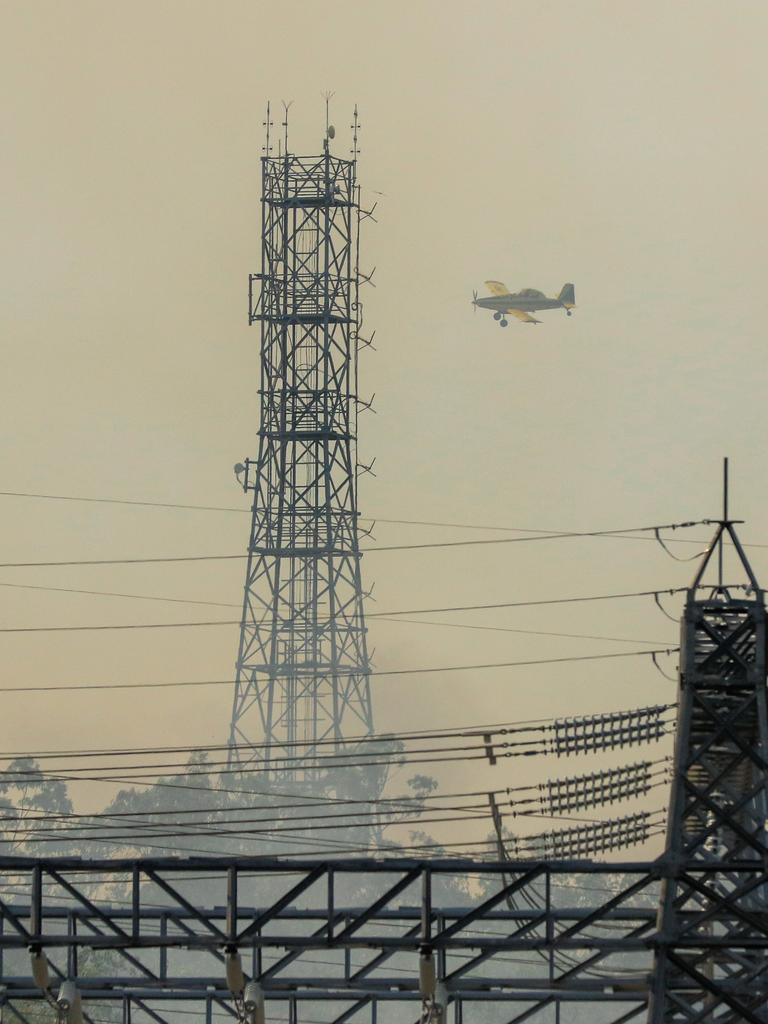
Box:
229;115;374;773
649;515;768;1023
5;515;766;1022
3;853;765;1024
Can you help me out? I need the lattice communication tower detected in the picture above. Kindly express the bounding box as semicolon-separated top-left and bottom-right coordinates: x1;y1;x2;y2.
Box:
228;107;374;775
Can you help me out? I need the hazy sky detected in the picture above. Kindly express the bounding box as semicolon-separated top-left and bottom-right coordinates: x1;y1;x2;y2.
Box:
3;1;768;853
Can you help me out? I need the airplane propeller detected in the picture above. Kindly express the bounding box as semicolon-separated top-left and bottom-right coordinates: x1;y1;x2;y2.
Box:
472;289;478;313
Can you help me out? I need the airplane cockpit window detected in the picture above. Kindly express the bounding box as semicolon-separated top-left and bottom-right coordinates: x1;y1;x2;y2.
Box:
519;288;545;298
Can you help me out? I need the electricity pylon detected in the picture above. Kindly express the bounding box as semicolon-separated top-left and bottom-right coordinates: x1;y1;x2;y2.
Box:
650;465;768;1022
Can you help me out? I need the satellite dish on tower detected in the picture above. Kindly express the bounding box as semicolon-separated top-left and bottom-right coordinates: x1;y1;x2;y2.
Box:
327;125;336;139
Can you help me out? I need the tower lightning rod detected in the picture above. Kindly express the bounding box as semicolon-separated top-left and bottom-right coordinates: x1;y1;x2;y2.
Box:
719;455;729;586
323;90;334;134
281;99;292;155
263;102;273;156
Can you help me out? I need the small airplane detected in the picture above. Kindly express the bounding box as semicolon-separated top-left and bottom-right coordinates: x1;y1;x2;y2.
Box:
472;281;575;326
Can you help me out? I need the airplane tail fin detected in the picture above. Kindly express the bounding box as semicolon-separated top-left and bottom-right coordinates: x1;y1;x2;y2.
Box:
558;283;575;307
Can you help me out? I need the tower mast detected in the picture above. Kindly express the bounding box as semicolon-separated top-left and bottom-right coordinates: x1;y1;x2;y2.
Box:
229;108;374;776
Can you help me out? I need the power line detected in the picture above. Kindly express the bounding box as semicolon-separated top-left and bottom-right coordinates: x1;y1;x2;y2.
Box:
377;616;668;645
0;490;251;514
0;580;677;644
365;522;704;551
5;809;668;857
0;648;677;692
0;715;553;757
1;767;670;834
1;771;669;830
0;587;687;632
0;618;241;632
2;729;672;782
2;738;497;774
6;711;674;772
0;830;498;856
0;615;672;646
0;779;493;816
2;710;674;759
0;580;239;607
368;589;686;616
0;583;675;644
0;700;671;802
1;726;674;781
0;818;387;856
1;798;668;845
0;701;676;799
0;488;719;542
0;554;244;568
0;522;711;567
0;752;521;780
0;791;490;823
0;810;492;844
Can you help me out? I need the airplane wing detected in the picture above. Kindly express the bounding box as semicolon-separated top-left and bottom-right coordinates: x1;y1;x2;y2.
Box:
507;308;542;324
484;280;510;297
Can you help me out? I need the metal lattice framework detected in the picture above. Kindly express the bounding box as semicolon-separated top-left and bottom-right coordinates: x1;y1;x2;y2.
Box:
4;522;766;1022
0;856;745;1024
649;517;768;1023
229;115;373;773
1;855;766;1024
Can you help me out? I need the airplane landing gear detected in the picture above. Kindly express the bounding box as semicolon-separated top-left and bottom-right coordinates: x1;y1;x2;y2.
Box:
500;318;509;327
566;310;572;316
493;312;502;321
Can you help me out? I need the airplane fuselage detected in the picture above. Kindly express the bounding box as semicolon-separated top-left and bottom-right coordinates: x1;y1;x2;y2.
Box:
473;282;574;325
475;294;566;312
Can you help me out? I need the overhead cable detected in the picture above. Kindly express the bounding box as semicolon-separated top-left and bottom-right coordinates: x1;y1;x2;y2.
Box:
368;589;686;616
0;489;719;542
0;581;673;644
0;521;712;567
0;707;674;759
1;767;670;834
0;707;675;774
0;588;688;631
0;810;493;844
0;648;678;691
653;527;708;562
3;719;673;786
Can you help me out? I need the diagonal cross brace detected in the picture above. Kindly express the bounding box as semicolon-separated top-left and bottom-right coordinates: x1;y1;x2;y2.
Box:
47;869;159;979
430;867;546;948
332;868;421;944
238;864;327;943
144;870;227;942
665;948;768;1024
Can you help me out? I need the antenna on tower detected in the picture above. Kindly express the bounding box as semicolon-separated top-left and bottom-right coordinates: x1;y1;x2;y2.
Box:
263;101;273;156
322;91;335;153
351;104;360;160
281;100;293;155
